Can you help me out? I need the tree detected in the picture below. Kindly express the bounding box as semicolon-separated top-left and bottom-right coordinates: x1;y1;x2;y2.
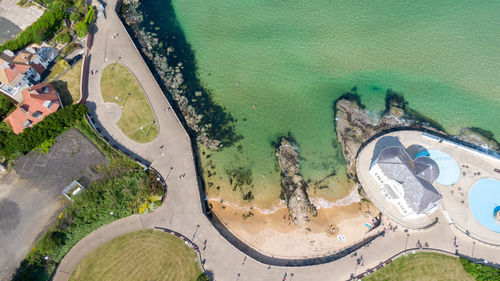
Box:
69;10;83;23
54;31;72;44
0;95;13;119
75;21;89;38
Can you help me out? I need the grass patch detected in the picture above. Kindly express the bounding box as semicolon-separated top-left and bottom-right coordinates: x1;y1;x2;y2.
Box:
70;229;202;281
50;60;82;106
363;253;475;281
48;59;70;81
100;63;158;143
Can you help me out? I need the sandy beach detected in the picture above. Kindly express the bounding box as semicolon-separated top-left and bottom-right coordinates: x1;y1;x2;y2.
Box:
209;197;378;258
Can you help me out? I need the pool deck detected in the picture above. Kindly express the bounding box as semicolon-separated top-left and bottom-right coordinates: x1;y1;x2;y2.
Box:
356;130;500;245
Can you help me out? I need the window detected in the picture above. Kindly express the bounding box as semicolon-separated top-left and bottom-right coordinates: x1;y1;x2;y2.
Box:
20;104;29;114
22;119;32;128
42;100;53;109
32;111;42;119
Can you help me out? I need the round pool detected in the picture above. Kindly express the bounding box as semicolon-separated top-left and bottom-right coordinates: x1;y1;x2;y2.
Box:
426;150;460;185
469;178;500;232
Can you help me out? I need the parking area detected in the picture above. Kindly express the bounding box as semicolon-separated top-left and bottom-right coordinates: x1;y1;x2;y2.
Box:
0;129;107;280
0;0;44;43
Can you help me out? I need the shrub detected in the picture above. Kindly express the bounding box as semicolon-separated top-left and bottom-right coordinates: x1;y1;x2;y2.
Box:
460;258;500;281
84;5;95;25
62;42;80;56
69;10;83;23
49;0;74;9
54;30;71;44
0;95;14;119
75;21;88;38
34;138;56;154
197;273;211;281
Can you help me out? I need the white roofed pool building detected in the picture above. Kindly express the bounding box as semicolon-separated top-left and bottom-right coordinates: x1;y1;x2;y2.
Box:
369;145;442;219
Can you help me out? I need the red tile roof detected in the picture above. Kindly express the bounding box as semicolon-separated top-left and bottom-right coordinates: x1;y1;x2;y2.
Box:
5;83;61;134
2;63;31;84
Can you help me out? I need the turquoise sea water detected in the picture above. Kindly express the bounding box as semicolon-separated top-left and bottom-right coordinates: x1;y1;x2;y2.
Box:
140;0;500;206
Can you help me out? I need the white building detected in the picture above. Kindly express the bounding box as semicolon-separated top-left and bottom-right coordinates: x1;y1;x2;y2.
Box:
369;145;442;219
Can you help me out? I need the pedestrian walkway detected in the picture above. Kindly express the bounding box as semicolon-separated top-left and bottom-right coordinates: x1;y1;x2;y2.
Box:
52;1;500;281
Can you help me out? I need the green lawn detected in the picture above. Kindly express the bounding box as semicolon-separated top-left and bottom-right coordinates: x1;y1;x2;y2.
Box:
48;60;70;81
363;252;475;281
100;63;158;143
70;229;202;281
51;60;82;106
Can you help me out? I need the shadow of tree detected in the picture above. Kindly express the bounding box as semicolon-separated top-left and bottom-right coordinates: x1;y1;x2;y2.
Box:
50;80;73;106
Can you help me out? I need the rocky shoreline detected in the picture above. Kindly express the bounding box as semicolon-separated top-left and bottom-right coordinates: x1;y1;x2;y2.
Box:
120;1;500;220
335;88;500;195
275;138;317;225
120;1;239;149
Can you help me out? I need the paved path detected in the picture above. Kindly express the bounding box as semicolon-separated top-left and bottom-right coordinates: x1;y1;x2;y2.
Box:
53;1;500;281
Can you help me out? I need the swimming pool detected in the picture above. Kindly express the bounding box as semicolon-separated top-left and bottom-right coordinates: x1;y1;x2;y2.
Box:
426;150;460;185
469;178;500;233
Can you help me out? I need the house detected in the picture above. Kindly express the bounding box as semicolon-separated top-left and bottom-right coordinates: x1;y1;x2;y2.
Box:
4;83;62;134
369;144;442;218
0;45;58;103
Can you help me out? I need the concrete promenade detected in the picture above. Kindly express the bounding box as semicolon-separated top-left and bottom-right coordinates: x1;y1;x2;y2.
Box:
53;1;500;281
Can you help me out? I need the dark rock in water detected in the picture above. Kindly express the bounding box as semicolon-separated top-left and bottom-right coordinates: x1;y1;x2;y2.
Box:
335;98;408;177
458;127;500;152
335;90;499;184
120;2;238;149
276;138;317;225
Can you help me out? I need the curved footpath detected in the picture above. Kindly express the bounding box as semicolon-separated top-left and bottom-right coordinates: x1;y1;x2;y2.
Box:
53;1;500;280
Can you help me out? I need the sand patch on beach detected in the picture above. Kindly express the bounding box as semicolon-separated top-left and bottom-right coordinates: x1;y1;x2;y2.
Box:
209;199;379;258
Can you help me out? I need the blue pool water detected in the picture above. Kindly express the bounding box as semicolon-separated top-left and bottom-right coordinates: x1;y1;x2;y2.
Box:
415;150;430;158
427;150;460;185
469;178;500;232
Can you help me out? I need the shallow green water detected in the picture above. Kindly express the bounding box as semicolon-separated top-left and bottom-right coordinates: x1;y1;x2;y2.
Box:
165;0;500;205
